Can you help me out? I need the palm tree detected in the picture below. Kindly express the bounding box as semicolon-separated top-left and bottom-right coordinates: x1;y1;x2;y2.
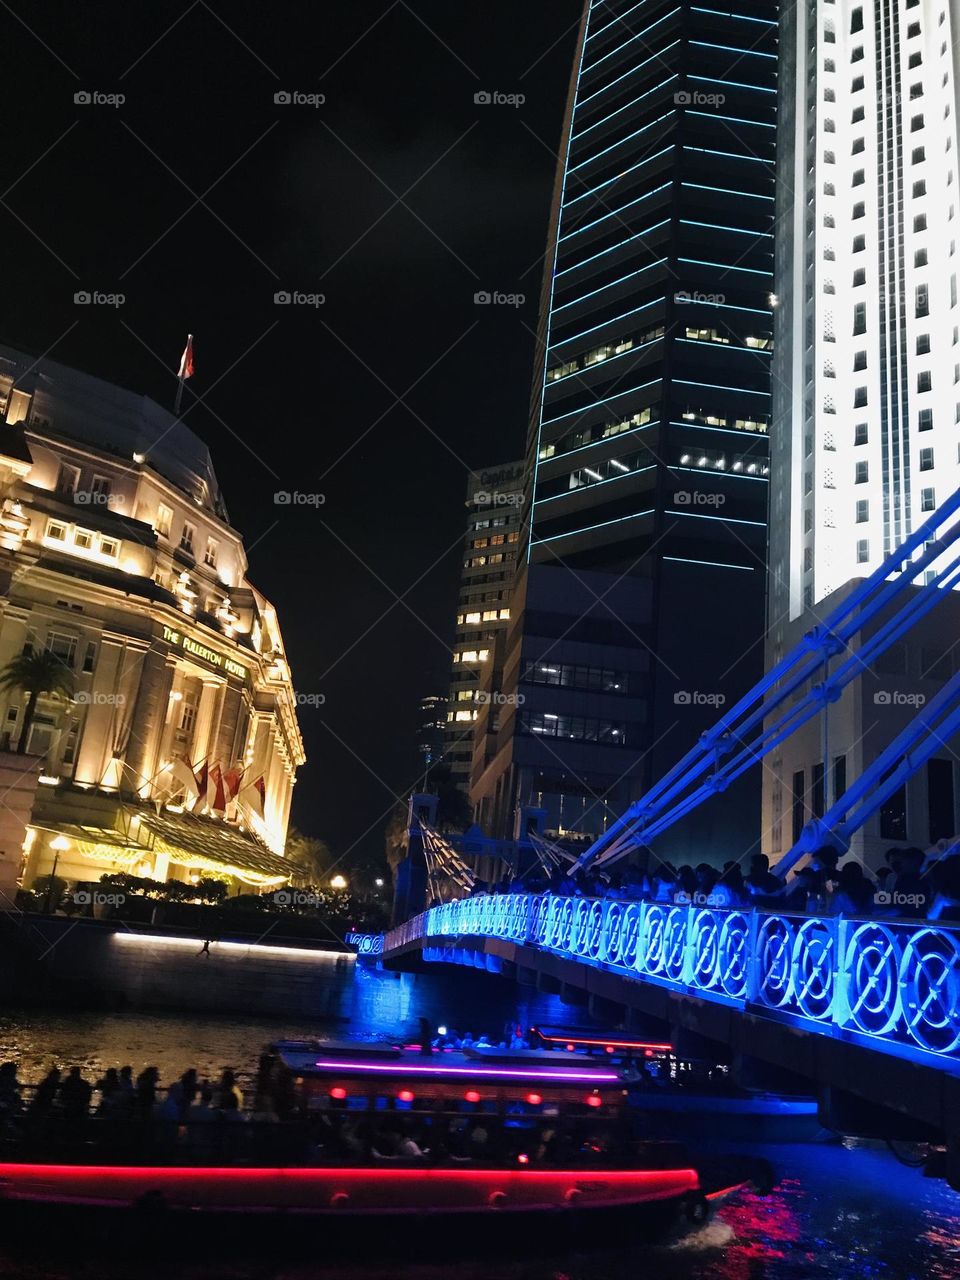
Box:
0;650;75;754
285;826;334;884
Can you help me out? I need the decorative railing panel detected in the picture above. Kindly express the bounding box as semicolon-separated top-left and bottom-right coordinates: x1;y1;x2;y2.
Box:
383;893;960;1067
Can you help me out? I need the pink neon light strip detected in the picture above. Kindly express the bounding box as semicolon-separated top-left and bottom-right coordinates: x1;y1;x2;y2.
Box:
311;1059;619;1083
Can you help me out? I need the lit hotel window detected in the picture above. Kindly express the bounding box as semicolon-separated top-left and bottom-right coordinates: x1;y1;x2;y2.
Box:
204;538;218;568
156;503;173;539
465;612;481;624
73;529;94;550
56;463;80;498
100;537;119;559
46;632;77;667
46;520;66;542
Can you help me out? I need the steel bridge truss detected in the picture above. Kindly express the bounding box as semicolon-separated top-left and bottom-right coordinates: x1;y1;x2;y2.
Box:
577;486;960;873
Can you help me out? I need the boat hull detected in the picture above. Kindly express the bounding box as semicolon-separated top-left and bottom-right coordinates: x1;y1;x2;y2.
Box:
0;1161;699;1215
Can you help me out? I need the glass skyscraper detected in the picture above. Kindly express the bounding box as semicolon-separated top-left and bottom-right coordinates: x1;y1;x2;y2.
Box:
472;0;777;863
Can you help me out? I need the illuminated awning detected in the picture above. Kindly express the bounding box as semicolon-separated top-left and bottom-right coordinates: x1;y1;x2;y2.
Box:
31;822;146;866
136;811;294;886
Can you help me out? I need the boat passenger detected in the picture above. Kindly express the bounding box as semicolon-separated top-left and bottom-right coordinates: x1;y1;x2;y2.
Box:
396;1124;427;1159
215;1069;243;1110
417;1017;434;1056
59;1066;92;1123
467;1120;489;1157
187;1083;216;1127
117;1065;136;1109
135;1066;160;1118
0;1062;22;1133
26;1067;60;1137
94;1067;119;1115
371;1125;402;1158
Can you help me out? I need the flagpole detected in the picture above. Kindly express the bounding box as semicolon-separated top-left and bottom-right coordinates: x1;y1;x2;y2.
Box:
174;332;193;417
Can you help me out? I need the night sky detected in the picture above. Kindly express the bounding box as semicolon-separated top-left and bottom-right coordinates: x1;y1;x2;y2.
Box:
4;1;584;864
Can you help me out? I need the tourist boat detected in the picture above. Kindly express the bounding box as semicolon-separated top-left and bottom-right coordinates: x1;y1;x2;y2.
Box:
0;1039;771;1239
530;1025;829;1143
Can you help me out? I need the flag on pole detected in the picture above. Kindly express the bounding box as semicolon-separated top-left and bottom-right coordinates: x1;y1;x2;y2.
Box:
209;763;227;815
193;761;209;811
223;765;244;802
238;775;266;820
174;333;194;416
170;756;200;803
177;334;195;381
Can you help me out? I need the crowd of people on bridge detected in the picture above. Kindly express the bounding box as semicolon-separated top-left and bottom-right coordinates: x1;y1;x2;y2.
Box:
470;841;960;923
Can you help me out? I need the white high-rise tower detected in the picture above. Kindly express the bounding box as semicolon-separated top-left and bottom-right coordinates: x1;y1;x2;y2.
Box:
765;0;960;865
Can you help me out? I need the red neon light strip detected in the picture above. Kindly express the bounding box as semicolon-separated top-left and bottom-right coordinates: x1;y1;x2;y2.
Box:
311;1059;619;1083
536;1032;673;1052
0;1163;696;1184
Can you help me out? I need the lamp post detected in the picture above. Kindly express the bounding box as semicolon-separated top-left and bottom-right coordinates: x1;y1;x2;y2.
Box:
46;835;69;914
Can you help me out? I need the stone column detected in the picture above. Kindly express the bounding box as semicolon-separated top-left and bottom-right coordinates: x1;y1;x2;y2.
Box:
191;678;223;767
213;683;243;767
122;646;177;796
74;635;127;787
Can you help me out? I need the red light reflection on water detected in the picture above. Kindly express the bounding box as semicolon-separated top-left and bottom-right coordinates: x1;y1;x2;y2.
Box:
919;1217;960;1280
706;1181;806;1280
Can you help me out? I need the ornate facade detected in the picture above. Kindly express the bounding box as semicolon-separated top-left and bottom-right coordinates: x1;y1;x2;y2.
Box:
0;344;304;897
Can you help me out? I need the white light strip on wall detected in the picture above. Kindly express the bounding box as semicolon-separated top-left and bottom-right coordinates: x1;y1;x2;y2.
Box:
112;933;351;961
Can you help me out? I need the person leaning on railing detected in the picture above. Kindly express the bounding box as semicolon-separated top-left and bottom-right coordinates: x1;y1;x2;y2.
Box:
927;854;960;922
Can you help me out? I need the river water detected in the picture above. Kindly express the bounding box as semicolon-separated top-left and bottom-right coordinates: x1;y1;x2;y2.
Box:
0;962;958;1280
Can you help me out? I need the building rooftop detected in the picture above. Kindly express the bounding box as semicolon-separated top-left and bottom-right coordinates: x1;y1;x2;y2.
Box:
0;344;225;519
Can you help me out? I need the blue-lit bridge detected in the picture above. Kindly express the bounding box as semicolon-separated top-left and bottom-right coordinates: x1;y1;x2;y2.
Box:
383;488;960;1163
383;892;960;1148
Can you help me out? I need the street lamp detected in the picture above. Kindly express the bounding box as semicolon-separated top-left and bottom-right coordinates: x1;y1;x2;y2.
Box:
330;874;348;891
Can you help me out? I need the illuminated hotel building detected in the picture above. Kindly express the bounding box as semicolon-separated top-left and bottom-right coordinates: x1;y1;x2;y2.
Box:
764;0;960;864
471;0;776;860
0;345;305;896
444;461;523;789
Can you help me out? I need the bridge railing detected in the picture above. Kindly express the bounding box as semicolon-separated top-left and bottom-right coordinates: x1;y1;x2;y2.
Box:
384;893;960;1066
